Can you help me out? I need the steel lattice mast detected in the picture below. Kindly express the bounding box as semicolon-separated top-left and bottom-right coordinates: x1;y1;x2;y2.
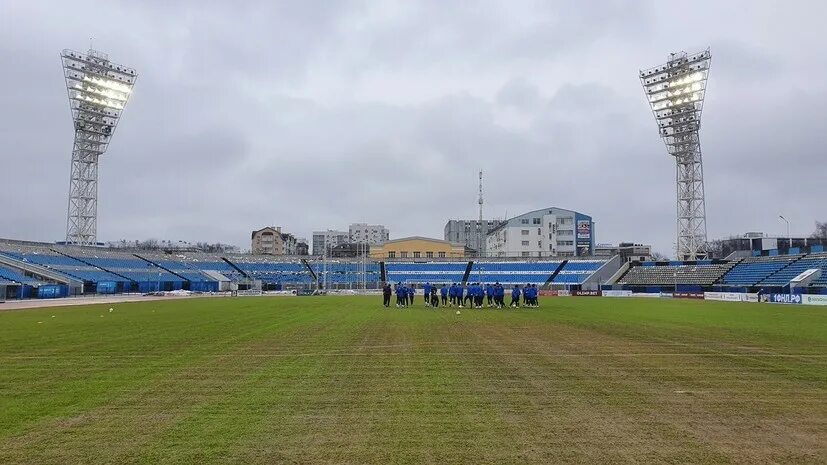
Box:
61;49;137;245
640;49;711;260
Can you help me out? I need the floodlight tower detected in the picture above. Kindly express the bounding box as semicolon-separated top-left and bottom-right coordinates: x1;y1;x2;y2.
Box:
640;49;711;260
61;49;137;245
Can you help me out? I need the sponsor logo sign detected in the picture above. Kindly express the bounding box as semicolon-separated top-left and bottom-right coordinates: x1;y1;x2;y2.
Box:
802;295;827;306
576;220;591;239
602;290;632;297
633;293;662;298
769;293;802;304
557;290;571;297
573;290;601;296
539;290;559;297
673;292;704;299
704;292;744;302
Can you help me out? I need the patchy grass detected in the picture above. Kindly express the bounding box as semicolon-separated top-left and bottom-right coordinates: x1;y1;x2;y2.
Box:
0;296;825;464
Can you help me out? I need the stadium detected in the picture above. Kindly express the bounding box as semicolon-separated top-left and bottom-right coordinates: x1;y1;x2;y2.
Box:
2;5;826;465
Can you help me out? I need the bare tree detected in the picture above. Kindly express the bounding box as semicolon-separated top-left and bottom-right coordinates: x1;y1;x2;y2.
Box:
705;239;725;259
651;251;669;261
812;221;827;239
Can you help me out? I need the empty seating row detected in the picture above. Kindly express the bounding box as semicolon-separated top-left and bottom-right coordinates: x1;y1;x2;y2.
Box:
619;263;734;286
760;253;827;286
720;255;800;286
385;262;468;272
0;265;47;286
553;260;607;284
472;261;560;272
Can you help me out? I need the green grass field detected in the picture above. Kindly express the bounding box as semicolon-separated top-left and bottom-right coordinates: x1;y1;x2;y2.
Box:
0;296;825;464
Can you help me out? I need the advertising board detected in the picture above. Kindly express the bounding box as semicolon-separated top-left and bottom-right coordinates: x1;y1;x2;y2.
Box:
673;292;704;299
602;290;632;297
704;292;743;302
768;293;802;304
802;294;827;306
576;220;591;239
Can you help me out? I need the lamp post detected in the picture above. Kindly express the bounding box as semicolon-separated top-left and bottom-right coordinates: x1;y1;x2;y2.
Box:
779;215;791;251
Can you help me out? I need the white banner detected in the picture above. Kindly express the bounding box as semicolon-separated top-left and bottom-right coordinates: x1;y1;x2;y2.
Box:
633;293;662;298
557;290;571;297
802;294;827;306
704;292;744;302
602;290;632;297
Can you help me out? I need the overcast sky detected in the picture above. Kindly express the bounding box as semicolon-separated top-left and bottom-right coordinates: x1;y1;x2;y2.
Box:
1;1;825;255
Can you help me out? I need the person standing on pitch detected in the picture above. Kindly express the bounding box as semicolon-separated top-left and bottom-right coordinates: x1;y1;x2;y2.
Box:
430;287;439;307
495;282;505;308
395;283;404;308
382;282;392;307
408;284;415;306
440;284;448;306
423;282;432;307
510;285;521;308
475;283;484;308
485;283;494;307
457;283;465;308
463;283;473;307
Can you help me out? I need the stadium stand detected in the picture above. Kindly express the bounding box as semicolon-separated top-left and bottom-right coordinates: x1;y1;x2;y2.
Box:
309;261;380;285
60;247;183;292
0;264;47;286
617;262;734;286
136;253;222;292
3;235;826;300
471;261;560;284
720;255;801;287
0;243;123;284
760;253;827;287
385;261;468;284
226;255;313;286
553;260;608;284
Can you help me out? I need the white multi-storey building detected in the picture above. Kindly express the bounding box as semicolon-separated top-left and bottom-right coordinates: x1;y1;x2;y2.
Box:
312;230;350;256
486;207;594;258
349;223;389;246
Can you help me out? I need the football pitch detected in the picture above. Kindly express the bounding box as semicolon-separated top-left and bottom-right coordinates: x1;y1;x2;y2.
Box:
0;296;824;464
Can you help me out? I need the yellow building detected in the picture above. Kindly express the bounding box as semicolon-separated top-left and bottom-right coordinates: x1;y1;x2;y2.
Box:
369;236;472;259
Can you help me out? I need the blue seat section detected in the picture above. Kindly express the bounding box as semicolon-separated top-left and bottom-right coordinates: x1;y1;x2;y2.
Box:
79;256;183;283
761;253;827;286
0;265;46;285
471;261;560;284
182;259;245;282
232;260;314;284
385;262;467;284
553;260;606;284
150;259;215;282
721;255;800;286
310;262;380;284
0;250;125;283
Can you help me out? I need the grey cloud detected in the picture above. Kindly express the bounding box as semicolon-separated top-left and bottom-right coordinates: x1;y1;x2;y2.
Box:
1;0;826;256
